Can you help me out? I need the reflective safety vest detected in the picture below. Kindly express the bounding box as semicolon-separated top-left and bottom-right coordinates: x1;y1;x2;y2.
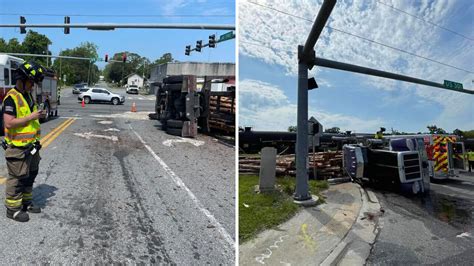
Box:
468;151;474;162
3;89;40;147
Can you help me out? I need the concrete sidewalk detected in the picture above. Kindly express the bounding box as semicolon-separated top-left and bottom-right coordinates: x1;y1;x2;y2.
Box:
239;182;382;265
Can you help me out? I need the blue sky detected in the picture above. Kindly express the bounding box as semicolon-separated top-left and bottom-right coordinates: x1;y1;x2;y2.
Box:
239;0;473;134
0;0;235;69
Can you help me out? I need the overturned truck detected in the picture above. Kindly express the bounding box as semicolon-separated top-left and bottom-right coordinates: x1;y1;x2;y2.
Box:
149;62;235;138
343;134;467;194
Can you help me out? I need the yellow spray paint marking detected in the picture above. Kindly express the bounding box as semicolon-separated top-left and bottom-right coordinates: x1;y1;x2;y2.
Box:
299;223;317;251
0;176;6;185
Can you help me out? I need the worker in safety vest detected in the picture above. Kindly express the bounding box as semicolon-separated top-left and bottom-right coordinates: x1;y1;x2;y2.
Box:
2;61;45;222
468;149;474;172
374;127;386;139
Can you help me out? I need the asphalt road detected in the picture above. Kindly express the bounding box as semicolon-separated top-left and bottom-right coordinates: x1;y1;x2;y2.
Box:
0;83;235;265
367;172;474;265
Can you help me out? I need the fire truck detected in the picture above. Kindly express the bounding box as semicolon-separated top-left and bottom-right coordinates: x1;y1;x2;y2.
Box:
0;54;59;135
384;134;467;180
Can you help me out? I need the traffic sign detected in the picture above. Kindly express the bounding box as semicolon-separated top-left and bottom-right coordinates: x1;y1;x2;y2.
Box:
444;80;463;90
219;31;235;42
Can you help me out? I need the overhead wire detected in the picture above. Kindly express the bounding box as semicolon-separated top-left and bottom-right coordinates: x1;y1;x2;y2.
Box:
375;0;473;42
244;0;473;74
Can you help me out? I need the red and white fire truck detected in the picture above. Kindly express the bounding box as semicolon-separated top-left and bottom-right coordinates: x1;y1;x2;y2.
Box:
0;54;59;134
385;134;467;180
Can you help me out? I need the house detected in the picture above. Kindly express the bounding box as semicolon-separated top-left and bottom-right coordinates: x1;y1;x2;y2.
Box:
125;73;144;88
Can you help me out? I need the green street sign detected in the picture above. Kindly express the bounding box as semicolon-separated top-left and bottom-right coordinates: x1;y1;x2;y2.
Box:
219;31;235;42
444;80;463;90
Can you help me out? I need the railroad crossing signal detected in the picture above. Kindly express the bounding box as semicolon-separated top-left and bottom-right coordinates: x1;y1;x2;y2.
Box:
185;45;191;56
20;16;26;34
209;34;216;48
196;40;202;52
64;16;70;34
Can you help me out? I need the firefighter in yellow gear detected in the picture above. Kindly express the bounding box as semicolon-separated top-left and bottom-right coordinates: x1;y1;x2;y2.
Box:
468;150;474;172
2;61;45;222
374;127;386;139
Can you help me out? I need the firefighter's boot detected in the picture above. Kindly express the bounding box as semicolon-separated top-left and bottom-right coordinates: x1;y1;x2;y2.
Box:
23;203;41;213
6;209;29;222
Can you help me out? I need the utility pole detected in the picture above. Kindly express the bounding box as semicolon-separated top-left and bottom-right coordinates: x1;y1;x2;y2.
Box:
87;60;91;85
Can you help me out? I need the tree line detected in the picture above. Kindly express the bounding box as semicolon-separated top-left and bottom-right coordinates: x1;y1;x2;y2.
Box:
0;30;174;86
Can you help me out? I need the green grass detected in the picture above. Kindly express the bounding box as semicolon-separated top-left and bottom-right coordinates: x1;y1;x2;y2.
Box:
239;175;328;242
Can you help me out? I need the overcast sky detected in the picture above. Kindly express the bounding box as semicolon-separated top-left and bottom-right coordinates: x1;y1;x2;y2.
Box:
239;0;473;133
0;0;235;69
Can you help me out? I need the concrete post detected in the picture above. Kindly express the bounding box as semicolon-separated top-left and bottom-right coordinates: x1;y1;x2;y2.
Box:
258;147;277;192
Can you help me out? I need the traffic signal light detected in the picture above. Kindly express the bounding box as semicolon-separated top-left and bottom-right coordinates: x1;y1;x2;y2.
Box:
185;45;191;56
64;16;70;34
105;54;108;62
196;40;202;52
20;16;26;34
209;34;216;48
122;53;127;63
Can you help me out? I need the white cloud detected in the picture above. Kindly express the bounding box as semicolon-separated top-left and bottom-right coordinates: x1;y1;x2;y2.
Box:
239;0;474;131
239;79;384;132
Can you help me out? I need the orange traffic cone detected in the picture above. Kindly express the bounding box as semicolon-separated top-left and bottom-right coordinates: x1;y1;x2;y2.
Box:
131;102;137;112
81;98;85;108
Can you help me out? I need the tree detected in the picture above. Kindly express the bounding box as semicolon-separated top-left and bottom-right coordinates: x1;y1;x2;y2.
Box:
453;129;463;136
51;42;100;86
288;126;297;132
427;125;447;134
104;52;175;84
21;31;52;66
325;127;340;133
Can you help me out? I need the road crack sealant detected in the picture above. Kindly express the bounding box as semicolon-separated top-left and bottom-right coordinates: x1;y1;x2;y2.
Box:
113;148;174;265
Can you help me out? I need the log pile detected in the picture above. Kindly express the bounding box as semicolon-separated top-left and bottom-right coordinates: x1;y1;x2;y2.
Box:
209;95;235;135
239;151;344;179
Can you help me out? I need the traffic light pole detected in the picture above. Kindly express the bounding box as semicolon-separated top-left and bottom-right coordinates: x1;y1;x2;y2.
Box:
295;0;337;204
294;0;473;205
312;57;474;94
4;52;123;63
0;23;235;31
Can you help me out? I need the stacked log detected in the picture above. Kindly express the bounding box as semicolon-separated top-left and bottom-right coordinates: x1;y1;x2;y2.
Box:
209;95;235;134
239;151;344;179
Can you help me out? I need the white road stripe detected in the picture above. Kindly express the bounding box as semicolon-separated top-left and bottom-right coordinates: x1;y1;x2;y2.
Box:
130;125;235;248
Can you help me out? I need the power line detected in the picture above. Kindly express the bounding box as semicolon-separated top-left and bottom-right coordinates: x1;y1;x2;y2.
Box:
245;1;473;74
375;0;473;42
0;13;234;18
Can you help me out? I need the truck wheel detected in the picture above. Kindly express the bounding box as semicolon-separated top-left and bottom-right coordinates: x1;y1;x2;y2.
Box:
166;127;182;136
166;119;184;128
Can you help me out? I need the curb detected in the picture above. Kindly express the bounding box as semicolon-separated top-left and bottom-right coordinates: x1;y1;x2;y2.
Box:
321;184;381;266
